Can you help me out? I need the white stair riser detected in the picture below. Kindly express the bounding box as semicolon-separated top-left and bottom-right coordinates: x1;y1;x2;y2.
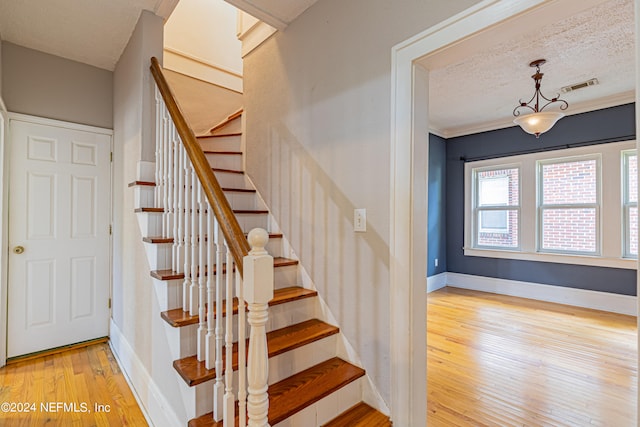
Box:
267;297;317;332
268;335;337;385
265;238;283;258
133;186;155;209
273;265;300;289
224;191;258;210
145;242;172;270
205;153;243;171
236;213;269;232
214;170;248;188
199;135;241;152
152;278;183;311
136;211;163;237
273;378;363;427
165;323;198;360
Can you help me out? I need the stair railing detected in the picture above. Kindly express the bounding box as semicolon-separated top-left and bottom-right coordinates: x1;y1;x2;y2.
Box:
150;57;273;427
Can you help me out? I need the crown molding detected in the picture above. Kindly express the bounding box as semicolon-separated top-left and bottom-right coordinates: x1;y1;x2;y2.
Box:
434;90;636;139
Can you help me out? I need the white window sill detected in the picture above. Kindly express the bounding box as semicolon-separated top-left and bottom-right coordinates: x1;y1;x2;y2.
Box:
463;247;638;270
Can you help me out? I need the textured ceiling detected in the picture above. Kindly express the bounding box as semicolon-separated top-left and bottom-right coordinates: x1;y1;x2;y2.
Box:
424;0;635;138
0;0;178;70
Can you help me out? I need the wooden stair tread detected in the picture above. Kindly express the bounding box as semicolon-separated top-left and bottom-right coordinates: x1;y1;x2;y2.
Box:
151;257;297;281
134;207;164;213
233;209;268;214
143;233;283;245
174;319;339;386
128;180;155;187
188;358;365;427
203;150;242;155
222;187;255;193
161;286;317;328
142;236;174;244
321;403;392;427
212;167;244;174
197;132;242;139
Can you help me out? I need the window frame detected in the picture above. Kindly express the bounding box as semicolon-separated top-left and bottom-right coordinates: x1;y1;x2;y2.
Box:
536;154;601;256
471;165;521;250
463;140;636;270
622;149;637;259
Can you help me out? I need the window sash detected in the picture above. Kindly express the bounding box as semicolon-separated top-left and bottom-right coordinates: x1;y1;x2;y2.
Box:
622;150;637;258
537;155;601;255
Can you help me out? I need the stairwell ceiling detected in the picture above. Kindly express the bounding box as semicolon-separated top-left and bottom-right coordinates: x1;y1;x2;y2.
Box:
0;0;178;70
422;0;635;138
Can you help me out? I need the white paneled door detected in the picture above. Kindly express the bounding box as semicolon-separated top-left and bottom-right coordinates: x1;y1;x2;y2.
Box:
7;117;111;358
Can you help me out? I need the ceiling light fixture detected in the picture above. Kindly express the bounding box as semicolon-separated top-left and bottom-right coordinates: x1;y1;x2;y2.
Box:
513;59;568;138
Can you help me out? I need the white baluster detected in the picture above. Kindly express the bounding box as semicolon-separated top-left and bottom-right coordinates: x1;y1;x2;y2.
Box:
183;158;192;312
236;268;247;427
154;87;163;214
197;186;207;361
223;237;235;427
175;144;185;274
167;120;174;253
213;224;225;421
189;176;199;316
171;126;180;273
244;228;273;427
206;205;216;369
163;107;172;238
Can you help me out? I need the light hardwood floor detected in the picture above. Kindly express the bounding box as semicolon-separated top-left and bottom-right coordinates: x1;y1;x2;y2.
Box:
0;341;147;426
427;287;638;427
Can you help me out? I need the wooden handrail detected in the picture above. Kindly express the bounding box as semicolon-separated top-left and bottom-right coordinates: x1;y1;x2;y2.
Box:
150;56;250;274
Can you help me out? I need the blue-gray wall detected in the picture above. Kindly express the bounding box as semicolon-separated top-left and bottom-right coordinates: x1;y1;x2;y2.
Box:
428;134;447;276
440;103;636;295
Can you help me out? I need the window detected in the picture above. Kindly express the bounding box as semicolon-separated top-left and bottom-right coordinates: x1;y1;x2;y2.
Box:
463;140;635;269
538;156;600;255
473;167;519;249
622;150;637;258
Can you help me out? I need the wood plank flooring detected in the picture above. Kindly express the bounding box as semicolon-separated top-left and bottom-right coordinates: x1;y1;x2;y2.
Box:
0;341;147;426
427;287;638;427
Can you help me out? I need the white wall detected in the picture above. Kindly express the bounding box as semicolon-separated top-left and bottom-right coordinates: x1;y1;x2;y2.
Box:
242;0;481;411
1;42;113;128
164;0;243;91
112;11;187;425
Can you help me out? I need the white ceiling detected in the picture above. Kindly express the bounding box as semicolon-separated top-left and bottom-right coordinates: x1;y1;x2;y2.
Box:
0;0;178;70
423;0;636;138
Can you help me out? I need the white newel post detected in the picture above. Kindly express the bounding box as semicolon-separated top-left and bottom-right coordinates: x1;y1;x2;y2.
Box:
243;228;274;427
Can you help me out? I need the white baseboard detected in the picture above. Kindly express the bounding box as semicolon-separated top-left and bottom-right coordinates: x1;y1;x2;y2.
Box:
445;272;637;316
109;319;183;427
427;272;447;293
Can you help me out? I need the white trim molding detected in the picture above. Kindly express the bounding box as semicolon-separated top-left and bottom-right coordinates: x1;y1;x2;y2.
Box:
109;319;182;427
390;1;557;425
427;273;447;293
237;11;277;58
446;272;637;316
163;47;243;93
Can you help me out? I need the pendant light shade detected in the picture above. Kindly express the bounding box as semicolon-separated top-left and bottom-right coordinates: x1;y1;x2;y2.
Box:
513;59;568;138
513;111;565;138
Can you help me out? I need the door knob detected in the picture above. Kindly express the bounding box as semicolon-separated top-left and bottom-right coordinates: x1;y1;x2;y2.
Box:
13;246;24;254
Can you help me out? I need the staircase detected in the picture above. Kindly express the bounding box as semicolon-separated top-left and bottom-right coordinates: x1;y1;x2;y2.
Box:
131;61;392;426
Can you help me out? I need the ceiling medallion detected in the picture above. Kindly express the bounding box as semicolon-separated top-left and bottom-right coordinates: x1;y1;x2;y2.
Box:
513;59;569;138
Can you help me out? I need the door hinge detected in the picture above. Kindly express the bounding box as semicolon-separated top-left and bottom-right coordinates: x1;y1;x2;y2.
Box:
109;224;112;235
110;152;113;162
108;298;112;309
